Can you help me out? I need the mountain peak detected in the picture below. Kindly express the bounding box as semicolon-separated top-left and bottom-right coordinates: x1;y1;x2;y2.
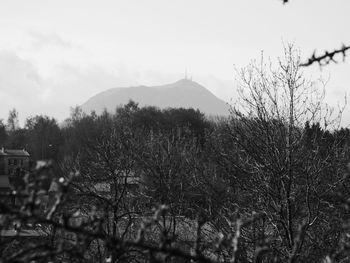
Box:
162;79;207;92
82;79;230;117
176;78;195;84
175;78;199;86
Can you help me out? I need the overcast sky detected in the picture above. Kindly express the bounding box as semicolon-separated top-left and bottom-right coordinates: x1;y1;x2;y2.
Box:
0;0;349;125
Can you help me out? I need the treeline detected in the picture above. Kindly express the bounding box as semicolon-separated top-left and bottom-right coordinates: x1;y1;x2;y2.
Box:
0;108;62;162
0;102;210;163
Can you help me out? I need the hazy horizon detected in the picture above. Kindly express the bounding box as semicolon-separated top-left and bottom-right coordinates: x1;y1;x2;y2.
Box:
0;0;349;126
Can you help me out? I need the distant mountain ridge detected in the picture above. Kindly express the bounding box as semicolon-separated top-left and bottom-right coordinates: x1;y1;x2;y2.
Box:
81;79;230;116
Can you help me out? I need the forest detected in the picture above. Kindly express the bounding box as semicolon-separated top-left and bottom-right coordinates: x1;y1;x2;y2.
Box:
1;46;350;263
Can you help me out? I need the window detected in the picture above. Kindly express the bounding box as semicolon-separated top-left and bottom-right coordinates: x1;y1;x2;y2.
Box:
20;159;23;165
14;159;17;165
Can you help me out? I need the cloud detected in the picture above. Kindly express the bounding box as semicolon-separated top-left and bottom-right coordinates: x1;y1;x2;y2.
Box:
0;50;42;95
0;50;49;122
28;31;72;49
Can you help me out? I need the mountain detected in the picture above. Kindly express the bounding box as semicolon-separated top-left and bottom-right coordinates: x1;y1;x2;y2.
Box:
81;79;230;116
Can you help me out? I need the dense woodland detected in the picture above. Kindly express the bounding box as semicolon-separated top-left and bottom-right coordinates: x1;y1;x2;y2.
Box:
1;47;350;262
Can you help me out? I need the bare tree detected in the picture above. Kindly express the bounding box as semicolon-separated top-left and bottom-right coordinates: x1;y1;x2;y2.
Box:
6;109;19;133
214;43;349;262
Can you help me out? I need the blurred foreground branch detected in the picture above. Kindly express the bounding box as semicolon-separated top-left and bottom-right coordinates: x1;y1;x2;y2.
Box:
300;45;350;67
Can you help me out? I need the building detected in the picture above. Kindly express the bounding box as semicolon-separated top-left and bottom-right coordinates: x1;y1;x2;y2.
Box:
0;148;30;176
0;148;30;205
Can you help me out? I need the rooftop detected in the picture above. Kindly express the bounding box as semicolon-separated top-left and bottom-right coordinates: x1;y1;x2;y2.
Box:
0;148;30;157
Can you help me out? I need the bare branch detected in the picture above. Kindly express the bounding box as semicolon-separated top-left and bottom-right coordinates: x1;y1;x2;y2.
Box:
300;45;350;67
